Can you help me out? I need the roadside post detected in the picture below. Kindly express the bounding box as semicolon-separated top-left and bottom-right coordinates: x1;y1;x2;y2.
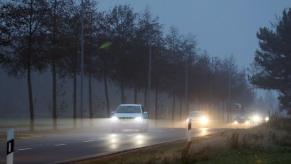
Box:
187;118;192;142
6;128;14;164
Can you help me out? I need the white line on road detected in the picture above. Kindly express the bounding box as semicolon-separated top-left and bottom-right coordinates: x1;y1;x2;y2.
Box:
17;147;32;151
54;144;66;147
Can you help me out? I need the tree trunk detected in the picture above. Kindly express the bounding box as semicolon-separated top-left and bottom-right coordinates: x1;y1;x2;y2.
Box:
134;84;137;104
172;93;176;122
185;56;189;115
52;0;57;130
147;46;152;110
154;87;158;120
179;98;183;121
27;62;34;131
144;88;147;108
27;1;34;131
73;71;77;127
88;73;93;118
120;80;125;103
52;62;57;130
104;75;110;117
103;59;110;117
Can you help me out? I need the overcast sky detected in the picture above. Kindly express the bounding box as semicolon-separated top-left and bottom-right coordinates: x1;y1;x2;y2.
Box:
99;0;291;68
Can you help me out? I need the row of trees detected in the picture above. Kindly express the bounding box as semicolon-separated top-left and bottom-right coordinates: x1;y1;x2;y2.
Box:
0;0;254;130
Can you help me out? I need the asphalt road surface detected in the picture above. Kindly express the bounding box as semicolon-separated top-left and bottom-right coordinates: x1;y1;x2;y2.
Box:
0;127;224;164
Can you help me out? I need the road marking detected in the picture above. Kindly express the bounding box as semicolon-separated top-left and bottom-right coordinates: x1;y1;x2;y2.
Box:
54;144;66;147
82;139;96;143
17;147;32;151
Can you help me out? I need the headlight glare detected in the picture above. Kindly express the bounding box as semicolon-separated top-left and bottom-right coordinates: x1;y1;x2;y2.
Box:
111;116;118;121
252;115;262;123
134;116;143;122
199;116;209;125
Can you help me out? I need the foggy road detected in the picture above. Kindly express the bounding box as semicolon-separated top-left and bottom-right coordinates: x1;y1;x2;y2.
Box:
0;127;224;164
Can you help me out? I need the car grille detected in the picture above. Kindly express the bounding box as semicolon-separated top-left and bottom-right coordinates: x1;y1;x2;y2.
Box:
118;117;134;119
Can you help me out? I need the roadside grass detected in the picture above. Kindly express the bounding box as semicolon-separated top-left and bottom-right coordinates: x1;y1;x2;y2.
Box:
197;148;291;164
75;140;187;164
75;120;291;164
0;132;35;140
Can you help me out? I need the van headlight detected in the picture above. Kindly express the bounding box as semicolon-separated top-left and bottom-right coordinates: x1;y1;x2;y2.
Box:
233;120;238;125
134;116;143;122
111;116;118;121
199;116;209;125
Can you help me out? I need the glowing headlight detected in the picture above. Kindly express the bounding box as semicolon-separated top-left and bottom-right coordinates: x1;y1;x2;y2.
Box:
134;116;143;122
265;116;269;122
111;116;118;121
199;116;209;125
233;120;238;125
252;115;262;123
245;120;250;125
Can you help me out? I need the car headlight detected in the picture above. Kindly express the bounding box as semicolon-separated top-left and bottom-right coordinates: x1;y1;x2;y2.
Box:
265;116;269;122
233;120;238;125
199;116;209;125
252;115;262;123
111;116;118;121
134;116;143;122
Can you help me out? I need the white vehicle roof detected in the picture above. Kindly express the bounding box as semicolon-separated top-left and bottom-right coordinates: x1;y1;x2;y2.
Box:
119;104;142;106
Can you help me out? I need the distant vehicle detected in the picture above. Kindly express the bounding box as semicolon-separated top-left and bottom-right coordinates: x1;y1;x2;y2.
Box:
232;113;269;126
230;104;251;126
232;115;251;126
186;111;209;128
110;104;149;132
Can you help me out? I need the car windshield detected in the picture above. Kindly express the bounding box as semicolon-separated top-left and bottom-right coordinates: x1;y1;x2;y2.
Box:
116;106;141;113
190;111;204;117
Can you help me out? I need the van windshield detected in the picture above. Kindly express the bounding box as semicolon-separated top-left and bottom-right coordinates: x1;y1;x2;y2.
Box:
116;106;141;113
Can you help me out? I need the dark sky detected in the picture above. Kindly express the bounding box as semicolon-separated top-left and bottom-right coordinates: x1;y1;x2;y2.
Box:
99;0;291;68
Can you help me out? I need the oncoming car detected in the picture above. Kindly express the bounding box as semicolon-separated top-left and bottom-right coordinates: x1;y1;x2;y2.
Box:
110;104;149;132
232;116;251;126
186;111;209;128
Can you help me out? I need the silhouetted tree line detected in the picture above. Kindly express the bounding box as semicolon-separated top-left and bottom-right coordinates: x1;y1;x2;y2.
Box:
251;8;291;115
0;0;254;130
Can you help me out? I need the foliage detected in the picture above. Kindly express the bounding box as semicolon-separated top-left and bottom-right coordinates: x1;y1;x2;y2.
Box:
251;9;291;114
0;0;254;120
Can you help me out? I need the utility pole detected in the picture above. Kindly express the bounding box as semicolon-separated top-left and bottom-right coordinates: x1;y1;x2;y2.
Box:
80;0;84;119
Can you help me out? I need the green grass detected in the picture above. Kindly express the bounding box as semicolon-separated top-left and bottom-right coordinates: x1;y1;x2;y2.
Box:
198;149;291;164
76;140;186;164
